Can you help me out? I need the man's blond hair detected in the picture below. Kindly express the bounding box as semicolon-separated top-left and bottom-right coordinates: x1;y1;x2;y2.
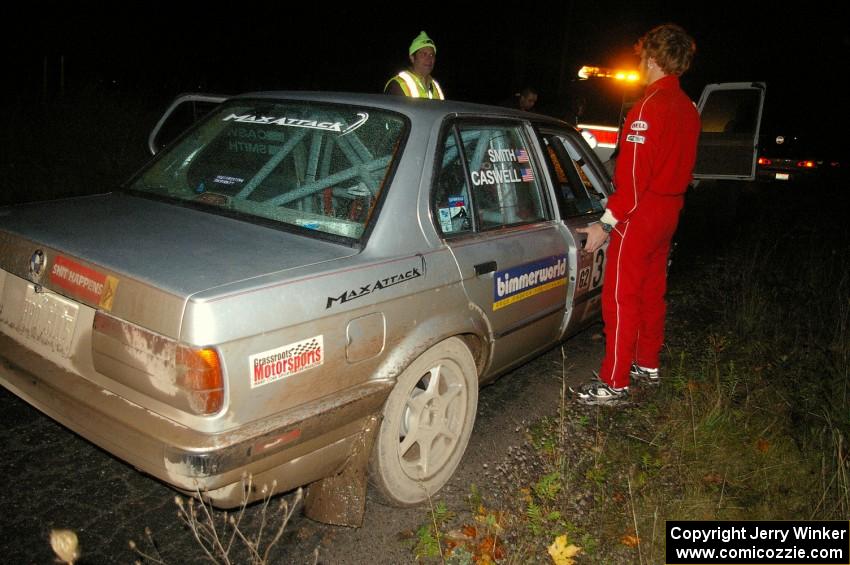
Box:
637;24;696;76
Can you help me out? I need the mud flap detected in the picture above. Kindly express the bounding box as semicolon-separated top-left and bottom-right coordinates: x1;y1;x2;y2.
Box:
304;413;381;527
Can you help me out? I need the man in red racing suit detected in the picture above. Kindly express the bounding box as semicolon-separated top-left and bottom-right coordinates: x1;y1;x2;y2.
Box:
574;24;701;405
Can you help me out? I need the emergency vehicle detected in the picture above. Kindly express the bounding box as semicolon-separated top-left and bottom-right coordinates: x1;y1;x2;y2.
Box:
570;65;766;181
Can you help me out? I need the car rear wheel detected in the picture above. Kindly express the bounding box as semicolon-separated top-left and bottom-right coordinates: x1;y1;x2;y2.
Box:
369;337;478;506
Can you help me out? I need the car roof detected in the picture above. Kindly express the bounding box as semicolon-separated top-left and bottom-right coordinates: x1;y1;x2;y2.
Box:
234;91;569;129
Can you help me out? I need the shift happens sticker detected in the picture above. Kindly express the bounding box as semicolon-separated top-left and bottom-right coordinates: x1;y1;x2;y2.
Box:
250;335;323;388
493;255;567;311
49;255;119;310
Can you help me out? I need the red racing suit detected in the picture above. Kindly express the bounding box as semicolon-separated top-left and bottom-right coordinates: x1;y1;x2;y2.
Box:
600;75;700;388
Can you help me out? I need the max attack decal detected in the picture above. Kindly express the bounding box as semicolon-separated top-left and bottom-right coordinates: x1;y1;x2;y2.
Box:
49;256;119;310
493;255;567;311
223;112;369;134
250;335;323;388
326;266;422;308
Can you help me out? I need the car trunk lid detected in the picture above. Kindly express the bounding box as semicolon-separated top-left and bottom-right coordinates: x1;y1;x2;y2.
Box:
0;192;357;337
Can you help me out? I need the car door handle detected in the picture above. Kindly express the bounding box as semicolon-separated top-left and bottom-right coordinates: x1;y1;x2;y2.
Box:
474;261;497;275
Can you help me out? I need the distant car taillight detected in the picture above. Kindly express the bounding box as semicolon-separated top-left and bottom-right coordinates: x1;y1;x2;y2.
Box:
797;160;816;169
92;311;224;415
758;157;772;166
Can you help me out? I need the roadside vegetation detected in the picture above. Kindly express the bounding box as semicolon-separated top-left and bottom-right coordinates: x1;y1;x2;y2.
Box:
129;479;310;565
411;182;850;563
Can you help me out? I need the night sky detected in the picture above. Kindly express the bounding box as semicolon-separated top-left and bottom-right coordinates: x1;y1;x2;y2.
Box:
4;4;848;156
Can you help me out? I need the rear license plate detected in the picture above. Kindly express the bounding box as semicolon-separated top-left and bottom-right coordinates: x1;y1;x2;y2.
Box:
775;173;790;180
0;285;80;358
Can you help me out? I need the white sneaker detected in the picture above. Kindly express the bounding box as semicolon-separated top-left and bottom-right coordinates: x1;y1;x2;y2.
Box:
630;363;660;385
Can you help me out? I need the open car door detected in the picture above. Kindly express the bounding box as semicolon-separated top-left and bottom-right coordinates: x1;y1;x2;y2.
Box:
148;93;228;155
693;82;766;181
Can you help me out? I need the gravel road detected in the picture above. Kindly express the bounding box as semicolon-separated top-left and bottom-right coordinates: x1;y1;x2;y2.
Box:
0;328;603;564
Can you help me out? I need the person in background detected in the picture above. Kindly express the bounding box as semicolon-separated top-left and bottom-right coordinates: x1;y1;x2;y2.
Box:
568;96;586;125
573;23;701;405
384;31;445;99
501;86;538;111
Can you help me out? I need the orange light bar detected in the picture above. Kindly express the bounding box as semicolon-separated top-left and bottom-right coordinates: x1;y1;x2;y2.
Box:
758;157;772;166
578;65;640;82
797;160;816;169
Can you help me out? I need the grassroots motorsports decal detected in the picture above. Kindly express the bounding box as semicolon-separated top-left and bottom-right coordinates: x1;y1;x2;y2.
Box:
493;255;567;311
250;335;324;388
49;255;119;311
326;265;423;309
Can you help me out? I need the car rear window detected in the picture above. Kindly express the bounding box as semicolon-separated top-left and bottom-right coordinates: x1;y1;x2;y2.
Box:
129;100;407;241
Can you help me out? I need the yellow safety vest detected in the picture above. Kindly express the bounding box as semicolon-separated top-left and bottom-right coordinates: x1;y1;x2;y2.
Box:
385;71;445;100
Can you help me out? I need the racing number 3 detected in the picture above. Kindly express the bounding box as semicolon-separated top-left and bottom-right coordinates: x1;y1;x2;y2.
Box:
590;248;605;289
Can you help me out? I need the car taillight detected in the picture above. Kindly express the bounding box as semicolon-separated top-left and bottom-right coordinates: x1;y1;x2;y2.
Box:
758;157;772;166
92;311;224;415
177;345;224;415
797;160;816;169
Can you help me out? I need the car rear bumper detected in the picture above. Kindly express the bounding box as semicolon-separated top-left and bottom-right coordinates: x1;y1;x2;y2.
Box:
0;332;392;506
757;167;818;183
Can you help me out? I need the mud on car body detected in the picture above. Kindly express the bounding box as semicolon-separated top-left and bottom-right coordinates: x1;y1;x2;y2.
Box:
0;90;756;523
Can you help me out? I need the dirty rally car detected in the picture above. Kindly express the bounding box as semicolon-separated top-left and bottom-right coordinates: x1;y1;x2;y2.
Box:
0;89;759;524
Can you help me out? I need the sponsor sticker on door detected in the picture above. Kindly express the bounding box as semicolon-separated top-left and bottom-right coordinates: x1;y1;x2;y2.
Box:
493;255;567;311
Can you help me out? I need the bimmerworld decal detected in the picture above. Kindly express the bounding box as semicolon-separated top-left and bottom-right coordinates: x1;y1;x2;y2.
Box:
493;256;567;311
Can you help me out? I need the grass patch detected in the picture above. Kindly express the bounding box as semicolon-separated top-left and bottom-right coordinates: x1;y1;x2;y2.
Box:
414;185;850;563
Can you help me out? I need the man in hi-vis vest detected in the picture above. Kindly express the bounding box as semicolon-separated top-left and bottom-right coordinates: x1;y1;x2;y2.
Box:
384;31;445;100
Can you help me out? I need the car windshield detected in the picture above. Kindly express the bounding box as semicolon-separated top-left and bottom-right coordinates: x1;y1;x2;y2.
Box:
128;99;407;241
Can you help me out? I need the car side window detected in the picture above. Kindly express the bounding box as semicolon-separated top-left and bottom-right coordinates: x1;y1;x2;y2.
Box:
433;129;475;235
433;123;546;236
462;125;546;229
540;132;605;218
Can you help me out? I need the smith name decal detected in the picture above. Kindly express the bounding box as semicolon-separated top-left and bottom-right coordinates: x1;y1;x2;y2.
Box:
493;256;567;311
